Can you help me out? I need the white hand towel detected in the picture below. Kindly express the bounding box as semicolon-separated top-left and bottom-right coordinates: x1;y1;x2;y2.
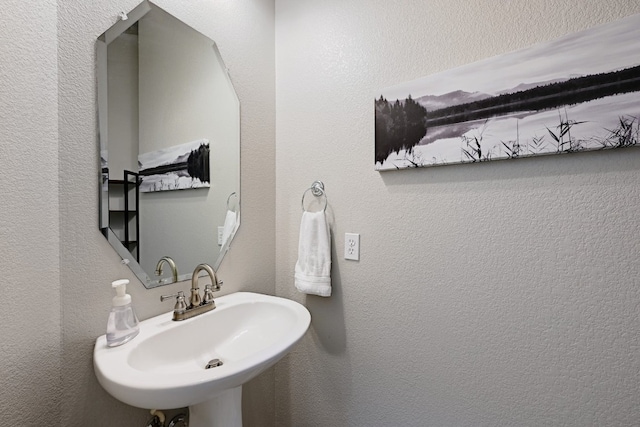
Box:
295;210;332;297
221;210;237;248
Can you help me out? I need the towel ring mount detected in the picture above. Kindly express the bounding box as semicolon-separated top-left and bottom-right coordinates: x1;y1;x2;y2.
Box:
301;181;327;212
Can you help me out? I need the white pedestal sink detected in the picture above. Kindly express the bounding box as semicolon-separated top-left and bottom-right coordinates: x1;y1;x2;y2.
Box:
94;292;310;427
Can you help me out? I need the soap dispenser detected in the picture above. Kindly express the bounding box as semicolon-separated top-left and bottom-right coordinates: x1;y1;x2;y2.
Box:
106;279;140;347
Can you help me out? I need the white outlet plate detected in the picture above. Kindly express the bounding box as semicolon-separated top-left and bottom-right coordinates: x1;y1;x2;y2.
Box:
217;226;224;246
344;233;360;261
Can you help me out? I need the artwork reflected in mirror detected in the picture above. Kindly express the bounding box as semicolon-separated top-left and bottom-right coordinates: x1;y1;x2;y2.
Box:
97;1;240;288
139;139;211;192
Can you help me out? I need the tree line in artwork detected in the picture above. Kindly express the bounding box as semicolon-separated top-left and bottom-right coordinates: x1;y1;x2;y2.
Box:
426;64;640;127
186;143;210;183
375;95;427;164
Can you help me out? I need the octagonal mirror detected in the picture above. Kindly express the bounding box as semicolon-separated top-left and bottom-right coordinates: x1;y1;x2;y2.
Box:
97;1;240;288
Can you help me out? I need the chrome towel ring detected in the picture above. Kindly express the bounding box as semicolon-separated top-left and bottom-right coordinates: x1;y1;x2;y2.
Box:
301;181;327;212
226;192;238;211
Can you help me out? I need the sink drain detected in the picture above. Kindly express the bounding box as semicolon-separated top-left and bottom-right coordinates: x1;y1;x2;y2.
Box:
205;358;223;369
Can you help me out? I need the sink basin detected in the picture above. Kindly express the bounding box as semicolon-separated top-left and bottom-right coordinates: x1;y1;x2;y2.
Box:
94;292;310;426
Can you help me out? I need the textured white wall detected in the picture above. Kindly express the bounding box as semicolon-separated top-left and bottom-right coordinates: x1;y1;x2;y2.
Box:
275;0;640;425
0;0;61;424
58;0;275;425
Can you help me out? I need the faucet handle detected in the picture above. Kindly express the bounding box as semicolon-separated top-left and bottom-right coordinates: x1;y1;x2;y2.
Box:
203;282;222;304
203;284;215;304
160;290;187;314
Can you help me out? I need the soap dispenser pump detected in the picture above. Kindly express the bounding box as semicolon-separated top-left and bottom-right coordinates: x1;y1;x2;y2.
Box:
106;279;140;347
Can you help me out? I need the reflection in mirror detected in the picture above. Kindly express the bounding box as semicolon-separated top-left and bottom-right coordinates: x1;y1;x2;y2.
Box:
97;1;240;288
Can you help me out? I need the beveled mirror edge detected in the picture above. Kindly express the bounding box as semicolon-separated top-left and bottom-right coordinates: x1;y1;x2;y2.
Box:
211;44;241;271
97;2;241;289
97;39;109;232
104;227;154;285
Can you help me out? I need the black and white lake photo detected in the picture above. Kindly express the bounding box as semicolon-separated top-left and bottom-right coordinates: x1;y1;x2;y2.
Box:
138;139;210;192
375;14;640;171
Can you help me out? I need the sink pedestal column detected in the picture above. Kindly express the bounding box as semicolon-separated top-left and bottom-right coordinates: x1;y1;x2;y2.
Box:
189;386;242;427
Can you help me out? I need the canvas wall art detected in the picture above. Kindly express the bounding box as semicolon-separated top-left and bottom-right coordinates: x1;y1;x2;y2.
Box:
139;139;210;192
375;14;640;171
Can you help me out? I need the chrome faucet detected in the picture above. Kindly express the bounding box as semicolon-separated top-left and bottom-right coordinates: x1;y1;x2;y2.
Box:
155;256;178;283
190;263;221;307
160;263;222;321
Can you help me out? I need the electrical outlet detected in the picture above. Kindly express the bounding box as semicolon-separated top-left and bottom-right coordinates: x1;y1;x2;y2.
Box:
344;233;360;261
217;226;224;246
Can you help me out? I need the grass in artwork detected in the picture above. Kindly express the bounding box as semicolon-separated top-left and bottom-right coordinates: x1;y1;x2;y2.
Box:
598;115;640;148
500;122;530;159
455;109;639;166
545;109;587;152
460;121;492;162
527;135;548;155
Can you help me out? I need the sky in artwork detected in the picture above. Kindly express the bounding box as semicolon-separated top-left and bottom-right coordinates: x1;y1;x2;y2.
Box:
138;139;209;169
379;13;640;100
